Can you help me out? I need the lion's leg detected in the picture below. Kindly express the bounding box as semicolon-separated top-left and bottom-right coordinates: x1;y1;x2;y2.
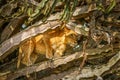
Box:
17;46;22;68
26;39;34;66
43;37;53;59
30;52;38;64
18;39;34;66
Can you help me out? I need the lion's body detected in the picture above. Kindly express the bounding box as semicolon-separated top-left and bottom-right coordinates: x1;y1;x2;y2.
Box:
17;27;78;68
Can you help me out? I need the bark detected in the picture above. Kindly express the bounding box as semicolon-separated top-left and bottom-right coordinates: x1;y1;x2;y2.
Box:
0;45;119;80
42;51;120;80
0;1;120;80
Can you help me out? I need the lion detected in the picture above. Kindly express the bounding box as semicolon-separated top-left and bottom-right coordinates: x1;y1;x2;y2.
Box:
17;26;78;68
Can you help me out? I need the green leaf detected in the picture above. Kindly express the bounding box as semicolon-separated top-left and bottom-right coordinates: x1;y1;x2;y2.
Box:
105;0;116;14
97;3;105;12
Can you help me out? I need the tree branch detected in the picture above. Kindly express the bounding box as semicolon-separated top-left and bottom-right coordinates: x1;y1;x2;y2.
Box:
0;45;116;80
42;51;120;80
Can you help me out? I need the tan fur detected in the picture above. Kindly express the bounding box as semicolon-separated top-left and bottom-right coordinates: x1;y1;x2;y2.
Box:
17;27;78;68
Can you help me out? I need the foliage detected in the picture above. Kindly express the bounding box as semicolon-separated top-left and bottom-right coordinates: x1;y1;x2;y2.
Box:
96;0;116;14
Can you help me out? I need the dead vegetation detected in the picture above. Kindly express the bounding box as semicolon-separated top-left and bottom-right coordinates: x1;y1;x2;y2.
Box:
0;0;120;80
